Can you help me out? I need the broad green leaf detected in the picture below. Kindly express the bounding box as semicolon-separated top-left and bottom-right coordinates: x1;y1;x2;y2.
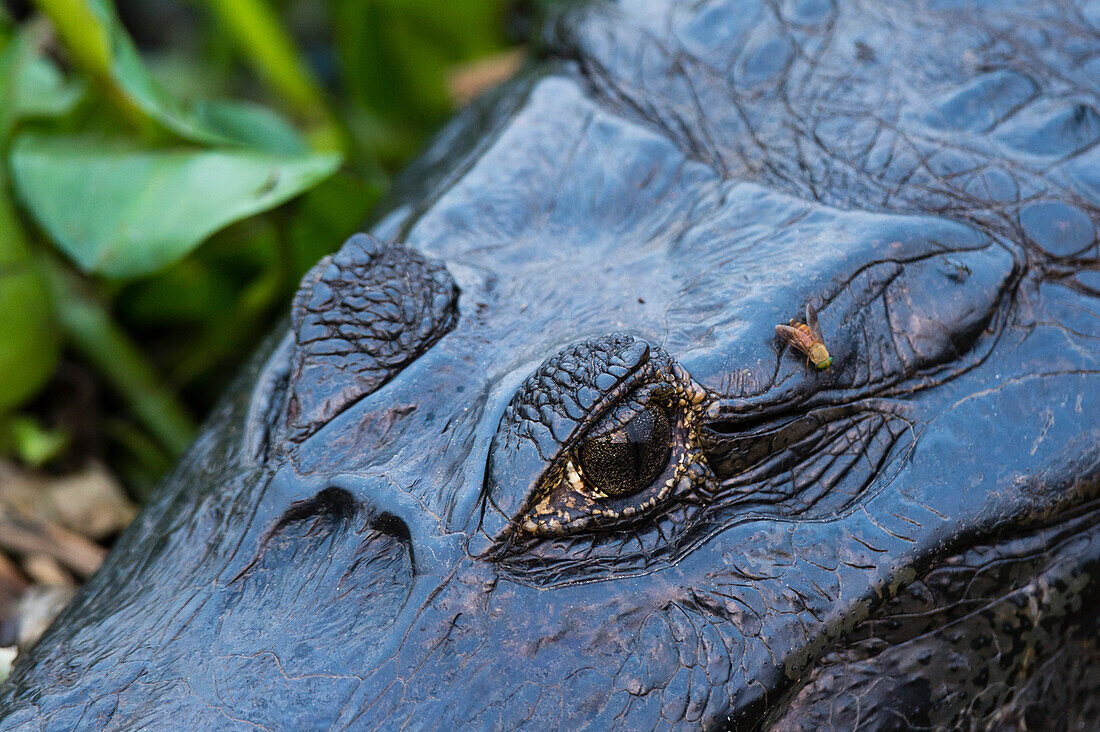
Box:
35;0;230;144
0;176;56;411
0;251;57;410
0;28;85;139
146;53;233;107
11;133;341;278
191;99;309;155
13;54;86;120
39;0;340;152
0;29;73;411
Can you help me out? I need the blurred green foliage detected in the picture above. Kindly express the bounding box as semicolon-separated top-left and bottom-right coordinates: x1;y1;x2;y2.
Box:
0;0;514;497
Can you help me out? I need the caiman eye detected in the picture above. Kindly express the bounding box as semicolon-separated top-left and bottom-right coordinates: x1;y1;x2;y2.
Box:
576;406;671;497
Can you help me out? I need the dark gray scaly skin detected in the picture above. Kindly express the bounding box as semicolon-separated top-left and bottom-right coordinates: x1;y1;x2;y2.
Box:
3;0;1100;728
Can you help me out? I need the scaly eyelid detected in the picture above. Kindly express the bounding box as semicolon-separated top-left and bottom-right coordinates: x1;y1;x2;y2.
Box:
524;370;670;516
482;334;667;525
579;381;675;443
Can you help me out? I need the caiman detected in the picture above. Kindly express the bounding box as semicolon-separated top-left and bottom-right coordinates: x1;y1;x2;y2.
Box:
2;0;1099;728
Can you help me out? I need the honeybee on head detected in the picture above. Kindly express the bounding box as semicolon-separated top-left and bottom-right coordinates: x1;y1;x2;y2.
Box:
775;303;833;371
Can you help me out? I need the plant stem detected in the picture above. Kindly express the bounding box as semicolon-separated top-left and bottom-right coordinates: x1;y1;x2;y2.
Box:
30;0;150;131
31;0;111;76
202;0;344;151
40;255;196;457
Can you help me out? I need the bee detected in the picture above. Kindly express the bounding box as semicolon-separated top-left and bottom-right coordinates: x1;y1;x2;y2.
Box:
776;303;833;370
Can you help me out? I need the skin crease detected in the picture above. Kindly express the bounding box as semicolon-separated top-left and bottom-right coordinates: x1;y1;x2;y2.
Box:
3;0;1100;729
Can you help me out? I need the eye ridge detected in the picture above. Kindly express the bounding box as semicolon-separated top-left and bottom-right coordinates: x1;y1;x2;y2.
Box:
490;337;711;541
576;406;672;498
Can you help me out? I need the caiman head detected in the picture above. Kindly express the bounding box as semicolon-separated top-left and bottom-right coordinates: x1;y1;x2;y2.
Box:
3;0;1099;729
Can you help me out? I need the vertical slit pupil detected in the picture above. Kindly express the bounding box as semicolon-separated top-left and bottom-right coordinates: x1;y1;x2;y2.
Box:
578;406;671;497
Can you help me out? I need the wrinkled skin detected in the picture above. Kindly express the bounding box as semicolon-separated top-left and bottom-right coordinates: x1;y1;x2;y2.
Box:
3;0;1100;729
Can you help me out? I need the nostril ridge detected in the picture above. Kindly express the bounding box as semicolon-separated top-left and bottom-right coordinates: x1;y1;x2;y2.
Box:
366;512;415;574
275;486;357;529
233;486;360;584
322;474;467;578
230;484;415;649
371;512;411;542
270;489;414;567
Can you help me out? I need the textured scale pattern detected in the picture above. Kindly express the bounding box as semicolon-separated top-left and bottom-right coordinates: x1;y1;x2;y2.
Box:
563;0;1100;237
498;333;653;464
0;1;1098;730
770;504;1100;729
287;232;458;438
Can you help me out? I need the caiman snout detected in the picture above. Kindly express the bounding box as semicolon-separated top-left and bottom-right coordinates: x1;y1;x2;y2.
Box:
2;0;1098;728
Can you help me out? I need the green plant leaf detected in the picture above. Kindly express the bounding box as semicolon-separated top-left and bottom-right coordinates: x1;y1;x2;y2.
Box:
12;54;86;121
0;27;85;142
10;133;341;278
34;0;230;144
191;99;309;155
0;252;57;410
5;414;69;467
37;0;342;152
0;29;75;412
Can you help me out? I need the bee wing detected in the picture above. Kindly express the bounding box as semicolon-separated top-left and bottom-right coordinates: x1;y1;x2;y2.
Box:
775;323;811;353
804;302;824;342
